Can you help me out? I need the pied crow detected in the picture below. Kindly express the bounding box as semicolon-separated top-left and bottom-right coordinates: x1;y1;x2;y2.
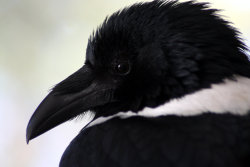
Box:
27;1;250;167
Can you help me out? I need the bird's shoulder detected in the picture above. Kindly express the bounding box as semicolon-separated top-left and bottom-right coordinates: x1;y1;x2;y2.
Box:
60;113;250;167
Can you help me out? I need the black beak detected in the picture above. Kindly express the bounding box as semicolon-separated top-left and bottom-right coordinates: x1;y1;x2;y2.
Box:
26;65;116;143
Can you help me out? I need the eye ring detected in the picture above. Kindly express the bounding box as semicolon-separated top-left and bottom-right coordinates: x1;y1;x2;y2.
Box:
113;61;131;76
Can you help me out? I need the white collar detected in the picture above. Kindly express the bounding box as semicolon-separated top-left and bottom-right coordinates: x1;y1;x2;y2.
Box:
87;75;250;127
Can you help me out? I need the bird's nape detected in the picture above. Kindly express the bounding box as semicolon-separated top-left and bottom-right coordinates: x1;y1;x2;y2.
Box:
27;1;250;167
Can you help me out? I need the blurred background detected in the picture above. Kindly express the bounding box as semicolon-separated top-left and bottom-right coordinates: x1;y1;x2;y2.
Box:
0;0;249;166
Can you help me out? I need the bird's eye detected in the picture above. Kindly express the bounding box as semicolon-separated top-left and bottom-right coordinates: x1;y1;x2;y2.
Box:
114;61;131;75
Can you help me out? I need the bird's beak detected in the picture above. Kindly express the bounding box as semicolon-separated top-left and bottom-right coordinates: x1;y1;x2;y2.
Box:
26;65;116;143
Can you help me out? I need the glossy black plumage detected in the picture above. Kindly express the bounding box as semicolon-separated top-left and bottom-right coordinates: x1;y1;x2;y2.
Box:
26;1;250;167
61;114;250;167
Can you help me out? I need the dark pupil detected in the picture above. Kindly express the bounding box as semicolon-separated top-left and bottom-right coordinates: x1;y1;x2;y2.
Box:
116;62;130;75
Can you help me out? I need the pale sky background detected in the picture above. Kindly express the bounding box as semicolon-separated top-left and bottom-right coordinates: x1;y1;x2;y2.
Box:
0;0;250;167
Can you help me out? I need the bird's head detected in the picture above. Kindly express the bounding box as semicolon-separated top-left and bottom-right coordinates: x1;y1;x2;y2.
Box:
26;1;250;142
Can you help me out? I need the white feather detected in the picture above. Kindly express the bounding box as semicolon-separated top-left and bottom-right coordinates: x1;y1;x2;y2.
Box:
88;75;250;127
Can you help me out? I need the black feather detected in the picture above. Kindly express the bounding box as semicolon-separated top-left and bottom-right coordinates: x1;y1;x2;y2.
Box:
61;113;250;167
28;1;250;166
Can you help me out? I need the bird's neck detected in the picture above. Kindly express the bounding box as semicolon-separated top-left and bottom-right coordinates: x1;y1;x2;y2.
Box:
87;75;250;127
139;75;250;116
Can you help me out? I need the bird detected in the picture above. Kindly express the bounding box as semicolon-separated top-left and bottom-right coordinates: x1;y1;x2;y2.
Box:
26;0;250;167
